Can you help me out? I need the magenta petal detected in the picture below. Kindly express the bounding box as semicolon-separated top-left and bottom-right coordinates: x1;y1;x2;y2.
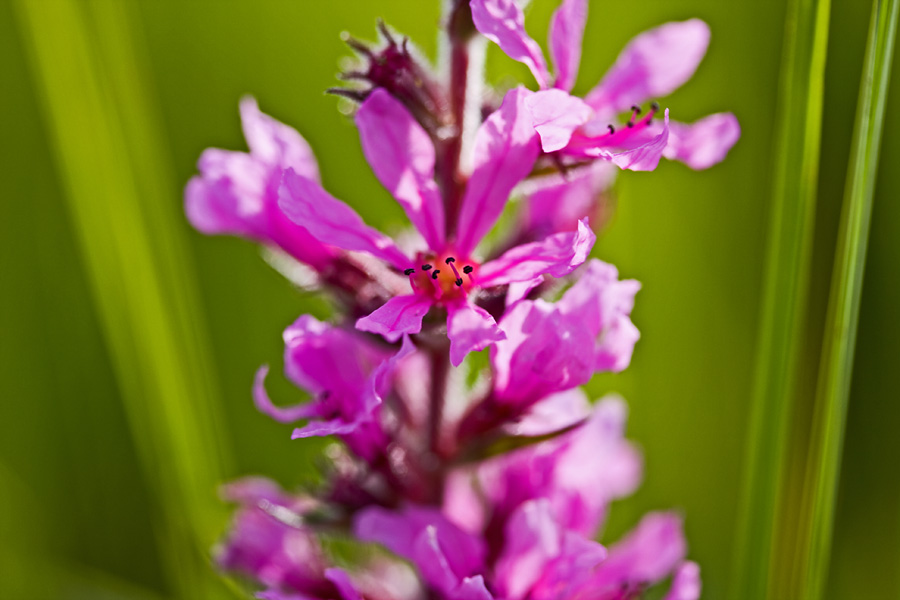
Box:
447;301;506;367
590;512;687;589
356;89;446;249
525;89;593;152
478;218;595;287
452;576;494;600
664;112;741;170
522;162;617;237
470;0;550;88
590;109;670;171
663;561;702;600
356;295;433;342
324;569;364;600
364;335;417;413
549;0;588;91
240;97;319;182
586;19;710;115
456;88;541;255
494;500;561;600
278;167;410;270
252;365;319;423
291;418;361;440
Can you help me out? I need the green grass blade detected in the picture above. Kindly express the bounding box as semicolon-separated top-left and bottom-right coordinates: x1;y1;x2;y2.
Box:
731;0;832;597
796;1;899;597
12;1;234;597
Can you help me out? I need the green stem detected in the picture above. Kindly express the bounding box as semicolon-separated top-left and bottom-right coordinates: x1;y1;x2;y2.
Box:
795;1;899;597
731;0;831;596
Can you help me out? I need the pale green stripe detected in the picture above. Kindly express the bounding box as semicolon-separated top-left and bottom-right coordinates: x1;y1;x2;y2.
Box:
731;0;831;597
13;1;233;597
795;1;899;598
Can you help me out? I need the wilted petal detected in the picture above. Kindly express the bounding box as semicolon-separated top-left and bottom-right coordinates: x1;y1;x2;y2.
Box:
664;112;740;170
525;89;593;152
240;96;319;181
663;562;702;600
356;90;446;249
549;0;588;91
470;0;550;88
252;365;320;423
589;512;687;590
356;294;433;342
456;88;541;256
279;167;410;270
447;300;506;367
478;219;595;287
585;20;710;115
588;109;670;171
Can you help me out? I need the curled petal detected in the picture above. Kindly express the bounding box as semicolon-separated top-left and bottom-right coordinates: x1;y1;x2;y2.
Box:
585;19;710;115
470;0;550;88
456;88;541;255
364;335;417;413
356;90;446;249
663;112;741;170
549;0;588;91
325;569;365;600
240;96;319;181
356;294;433;342
589;109;670;171
664;562;702;600
525;89;593;152
278;167;410;270
478;219;595;287
252;365;319;423
447;301;506;367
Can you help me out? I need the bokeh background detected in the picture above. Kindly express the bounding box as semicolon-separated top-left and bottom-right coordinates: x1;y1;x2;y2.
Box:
1;0;898;598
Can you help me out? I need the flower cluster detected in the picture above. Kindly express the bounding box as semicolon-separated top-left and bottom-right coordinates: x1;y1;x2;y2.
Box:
186;1;737;599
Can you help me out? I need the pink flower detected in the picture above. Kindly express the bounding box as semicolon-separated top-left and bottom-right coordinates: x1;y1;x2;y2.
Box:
470;0;740;171
278;87;595;365
491;259;641;407
185;98;336;269
252;315;415;462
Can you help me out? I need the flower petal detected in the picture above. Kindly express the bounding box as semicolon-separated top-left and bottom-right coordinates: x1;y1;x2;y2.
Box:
447;301;506;367
588;109;670;171
663;112;741;170
588;512;687;589
521;162;616;238
549;0;588;91
663;561;702;600
470;0;550;88
240;96;319;181
478;218;595;287
585;19;710;116
356;89;446;249
525;89;593;152
278;167;410;270
356;294;433;342
252;365;320;423
324;569;365;600
456;88;541;256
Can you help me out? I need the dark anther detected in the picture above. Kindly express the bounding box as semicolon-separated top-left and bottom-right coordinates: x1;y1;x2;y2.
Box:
607;124;615;134
445;257;456;264
431;270;441;279
463;265;474;274
627;121;634;128
404;268;415;275
455;278;464;287
422;264;433;271
631;104;642;114
651;101;660;111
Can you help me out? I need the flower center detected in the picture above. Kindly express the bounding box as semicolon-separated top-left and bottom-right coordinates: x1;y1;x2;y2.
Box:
403;253;478;302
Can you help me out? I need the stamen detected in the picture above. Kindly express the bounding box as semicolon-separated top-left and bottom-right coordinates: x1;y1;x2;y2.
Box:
422;264;433;271
431;269;441;280
630;104;642;115
462;266;474;274
404;268;415;275
607;124;615;135
446;260;463;285
627;105;641;128
445;257;456;264
455;278;464;286
651;101;660;112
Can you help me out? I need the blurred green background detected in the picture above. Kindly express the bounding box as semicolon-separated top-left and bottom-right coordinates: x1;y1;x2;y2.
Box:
1;0;897;598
